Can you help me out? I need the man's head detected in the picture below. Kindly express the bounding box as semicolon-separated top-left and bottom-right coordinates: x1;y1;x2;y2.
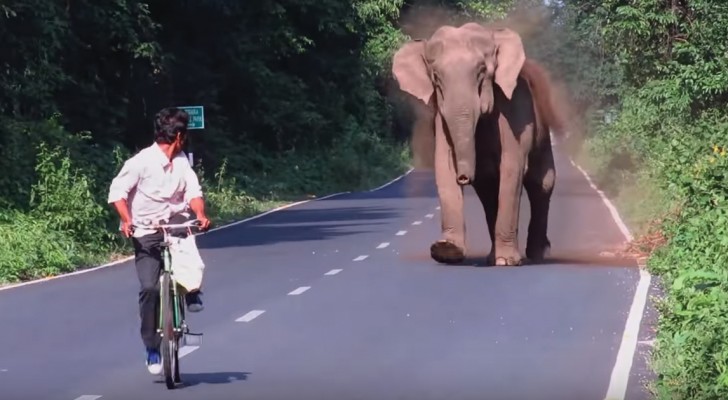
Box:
154;107;189;157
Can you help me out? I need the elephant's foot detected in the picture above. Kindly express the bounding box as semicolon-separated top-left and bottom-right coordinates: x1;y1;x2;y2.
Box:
526;237;552;263
430;240;465;264
486;249;495;266
493;246;523;266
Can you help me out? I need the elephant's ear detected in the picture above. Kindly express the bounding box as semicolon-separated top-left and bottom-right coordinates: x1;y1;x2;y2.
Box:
392;40;433;105
493;28;526;100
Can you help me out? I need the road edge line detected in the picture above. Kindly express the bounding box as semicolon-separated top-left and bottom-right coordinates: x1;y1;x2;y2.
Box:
568;156;652;400
368;167;414;192
0;168;413;292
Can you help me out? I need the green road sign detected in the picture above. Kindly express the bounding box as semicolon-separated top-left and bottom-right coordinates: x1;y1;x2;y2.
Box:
178;105;205;129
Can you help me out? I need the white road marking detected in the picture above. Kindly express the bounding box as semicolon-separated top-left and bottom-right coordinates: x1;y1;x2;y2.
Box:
179;345;199;358
572;163;633;241
436;206;441;210
368;168;414;192
570;157;651;400
412;221;422;225
604;269;651;400
0;191;350;292
376;242;390;249
396;230;407;236
425;213;434;219
353;255;369;261
288;286;311;295
236;310;265;322
2;168;418;293
324;269;342;276
74;396;102;400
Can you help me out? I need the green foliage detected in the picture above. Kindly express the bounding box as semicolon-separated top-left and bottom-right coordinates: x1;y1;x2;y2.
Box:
0;142;101;283
28;143;111;248
0;0;419;285
559;0;728;397
0;211;81;284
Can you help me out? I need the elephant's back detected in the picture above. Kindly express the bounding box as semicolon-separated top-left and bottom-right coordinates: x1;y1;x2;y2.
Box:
519;59;569;139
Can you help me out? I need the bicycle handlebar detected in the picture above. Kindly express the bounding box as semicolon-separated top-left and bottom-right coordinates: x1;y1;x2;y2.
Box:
131;219;202;230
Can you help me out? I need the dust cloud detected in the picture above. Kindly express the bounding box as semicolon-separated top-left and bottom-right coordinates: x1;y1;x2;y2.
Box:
388;2;635;268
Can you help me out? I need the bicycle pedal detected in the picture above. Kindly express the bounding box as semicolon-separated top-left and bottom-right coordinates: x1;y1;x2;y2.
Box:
183;332;203;346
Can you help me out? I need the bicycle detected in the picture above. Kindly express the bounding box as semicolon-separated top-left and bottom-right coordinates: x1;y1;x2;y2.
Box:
131;218;205;389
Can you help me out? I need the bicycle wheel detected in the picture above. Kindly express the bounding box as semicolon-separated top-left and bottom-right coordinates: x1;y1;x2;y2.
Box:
160;272;177;389
173;292;183;383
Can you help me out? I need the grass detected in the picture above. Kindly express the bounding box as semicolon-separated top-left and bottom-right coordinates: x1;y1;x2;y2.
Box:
0;135;413;286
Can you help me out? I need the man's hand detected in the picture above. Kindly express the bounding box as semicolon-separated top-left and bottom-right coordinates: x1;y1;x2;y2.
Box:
120;220;134;238
190;197;211;231
197;215;211;231
112;199;134;238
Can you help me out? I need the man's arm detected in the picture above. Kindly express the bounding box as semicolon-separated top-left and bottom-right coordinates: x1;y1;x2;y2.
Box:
184;165;210;229
108;159;141;236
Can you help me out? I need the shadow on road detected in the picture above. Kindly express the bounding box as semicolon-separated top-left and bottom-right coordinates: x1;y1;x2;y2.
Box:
364;169;438;200
196;206;402;250
175;371;251;387
399;250;639;268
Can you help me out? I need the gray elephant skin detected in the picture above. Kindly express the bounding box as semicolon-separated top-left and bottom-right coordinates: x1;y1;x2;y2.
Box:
391;22;569;266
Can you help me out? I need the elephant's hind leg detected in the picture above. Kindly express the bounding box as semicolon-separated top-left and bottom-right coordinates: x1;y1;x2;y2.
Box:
473;177;499;265
524;141;555;263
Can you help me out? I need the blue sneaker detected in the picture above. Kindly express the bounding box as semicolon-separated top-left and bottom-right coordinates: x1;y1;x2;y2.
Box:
146;347;162;375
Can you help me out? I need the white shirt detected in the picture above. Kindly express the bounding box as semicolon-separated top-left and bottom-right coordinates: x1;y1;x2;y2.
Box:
107;143;203;238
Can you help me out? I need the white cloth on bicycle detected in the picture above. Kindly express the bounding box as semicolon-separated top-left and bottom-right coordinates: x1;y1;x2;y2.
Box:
168;234;205;292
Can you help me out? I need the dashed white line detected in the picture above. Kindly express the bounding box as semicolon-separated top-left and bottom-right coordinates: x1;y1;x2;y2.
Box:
236;310;265;322
412;221;422;225
396;230;407;236
179;345;199;358
436;206;441;210
353;255;369;261
288;286;311;295
425;213;434;219
377;242;390;249
74;396;102;400
0;193;351;293
324;269;342;276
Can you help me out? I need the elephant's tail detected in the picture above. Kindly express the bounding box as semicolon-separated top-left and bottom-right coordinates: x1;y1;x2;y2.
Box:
519;59;571;138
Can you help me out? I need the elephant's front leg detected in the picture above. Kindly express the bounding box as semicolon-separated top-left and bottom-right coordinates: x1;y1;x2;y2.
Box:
430;114;466;264
493;120;526;266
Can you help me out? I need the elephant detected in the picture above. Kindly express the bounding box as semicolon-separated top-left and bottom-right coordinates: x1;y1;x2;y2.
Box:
391;22;567;266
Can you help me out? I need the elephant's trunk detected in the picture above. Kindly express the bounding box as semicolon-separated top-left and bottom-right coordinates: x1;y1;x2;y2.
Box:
442;101;478;186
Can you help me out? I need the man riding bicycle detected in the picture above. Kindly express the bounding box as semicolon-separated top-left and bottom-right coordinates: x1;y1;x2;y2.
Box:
107;107;211;375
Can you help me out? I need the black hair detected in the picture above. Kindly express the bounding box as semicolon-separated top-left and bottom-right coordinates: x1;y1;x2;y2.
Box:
153;107;189;144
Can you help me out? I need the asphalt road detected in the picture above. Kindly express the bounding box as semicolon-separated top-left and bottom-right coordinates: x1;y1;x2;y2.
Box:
0;145;655;400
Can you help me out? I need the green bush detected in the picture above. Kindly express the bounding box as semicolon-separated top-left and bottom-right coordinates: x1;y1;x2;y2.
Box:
0;126;412;285
580;87;728;398
29;143;111;249
0;211;81;283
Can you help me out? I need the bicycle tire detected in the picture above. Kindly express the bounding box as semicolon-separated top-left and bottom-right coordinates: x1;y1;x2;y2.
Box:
173;292;183;383
161;273;176;389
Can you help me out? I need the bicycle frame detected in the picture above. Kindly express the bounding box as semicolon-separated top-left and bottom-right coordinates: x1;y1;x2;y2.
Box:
131;219;203;389
159;233;186;341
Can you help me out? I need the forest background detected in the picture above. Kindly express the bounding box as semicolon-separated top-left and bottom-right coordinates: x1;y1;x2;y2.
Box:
2;0;727;397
